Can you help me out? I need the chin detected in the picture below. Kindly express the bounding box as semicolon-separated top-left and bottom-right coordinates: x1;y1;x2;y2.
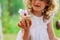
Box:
34;9;41;11
33;7;42;12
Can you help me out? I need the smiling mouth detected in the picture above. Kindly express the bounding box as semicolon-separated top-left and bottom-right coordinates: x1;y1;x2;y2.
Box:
34;5;40;7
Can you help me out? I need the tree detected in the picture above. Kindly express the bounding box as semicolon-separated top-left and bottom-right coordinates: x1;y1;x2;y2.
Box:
8;0;10;14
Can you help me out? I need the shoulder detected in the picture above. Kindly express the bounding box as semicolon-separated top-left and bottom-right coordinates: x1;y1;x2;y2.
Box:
46;12;55;24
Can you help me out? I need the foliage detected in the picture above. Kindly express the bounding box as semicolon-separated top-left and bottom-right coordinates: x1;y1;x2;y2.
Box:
1;0;24;34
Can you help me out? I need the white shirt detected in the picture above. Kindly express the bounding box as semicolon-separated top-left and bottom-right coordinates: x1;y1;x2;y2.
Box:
16;13;53;40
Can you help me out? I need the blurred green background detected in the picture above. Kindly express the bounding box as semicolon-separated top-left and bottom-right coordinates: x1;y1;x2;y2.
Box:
0;0;60;40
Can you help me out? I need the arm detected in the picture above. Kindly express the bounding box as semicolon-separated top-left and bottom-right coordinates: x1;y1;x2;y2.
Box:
22;29;30;40
18;14;32;40
47;20;56;40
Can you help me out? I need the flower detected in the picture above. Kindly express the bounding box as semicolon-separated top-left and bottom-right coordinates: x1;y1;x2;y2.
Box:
18;9;28;16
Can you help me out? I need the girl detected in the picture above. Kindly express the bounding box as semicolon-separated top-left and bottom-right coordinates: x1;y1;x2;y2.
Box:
16;0;58;40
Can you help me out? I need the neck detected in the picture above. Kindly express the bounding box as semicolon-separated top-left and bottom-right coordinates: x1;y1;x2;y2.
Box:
32;10;42;17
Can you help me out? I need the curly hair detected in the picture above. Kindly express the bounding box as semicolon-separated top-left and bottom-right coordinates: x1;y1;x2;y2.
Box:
23;0;59;21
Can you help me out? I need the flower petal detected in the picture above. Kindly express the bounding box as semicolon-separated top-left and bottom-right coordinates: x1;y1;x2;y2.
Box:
18;9;28;16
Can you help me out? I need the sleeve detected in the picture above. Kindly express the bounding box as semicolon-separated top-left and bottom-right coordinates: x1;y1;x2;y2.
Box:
16;30;23;40
47;13;55;24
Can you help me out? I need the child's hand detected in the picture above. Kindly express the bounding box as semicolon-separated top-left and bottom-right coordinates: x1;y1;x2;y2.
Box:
18;9;32;30
18;16;32;30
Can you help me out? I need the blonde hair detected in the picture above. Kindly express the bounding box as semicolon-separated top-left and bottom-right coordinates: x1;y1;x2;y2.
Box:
23;0;59;21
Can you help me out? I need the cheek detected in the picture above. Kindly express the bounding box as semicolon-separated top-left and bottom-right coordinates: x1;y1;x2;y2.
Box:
41;3;47;9
31;2;34;7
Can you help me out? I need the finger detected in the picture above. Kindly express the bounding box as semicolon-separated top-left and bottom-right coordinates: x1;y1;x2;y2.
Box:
25;17;31;28
20;16;31;28
18;23;21;27
21;19;27;29
22;19;26;29
29;20;32;27
20;16;27;29
25;17;32;27
18;22;24;29
26;19;30;28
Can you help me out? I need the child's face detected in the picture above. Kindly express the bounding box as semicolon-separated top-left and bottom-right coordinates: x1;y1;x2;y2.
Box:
31;0;47;12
